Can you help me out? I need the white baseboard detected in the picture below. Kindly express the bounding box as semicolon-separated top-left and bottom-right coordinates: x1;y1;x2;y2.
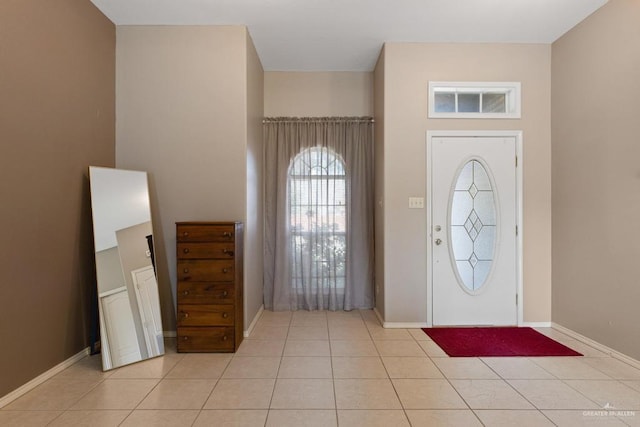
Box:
383;322;429;328
521;322;552;328
373;307;384;326
552;322;640;370
163;330;177;338
375;307;553;330
384;322;546;328
365;310;639;369
0;347;90;409
244;304;264;338
373;308;428;328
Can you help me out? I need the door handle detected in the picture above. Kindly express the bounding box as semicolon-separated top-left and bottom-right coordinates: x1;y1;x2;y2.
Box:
435;238;442;246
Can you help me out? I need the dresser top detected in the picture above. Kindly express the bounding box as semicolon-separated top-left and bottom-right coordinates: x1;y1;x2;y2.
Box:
176;221;242;225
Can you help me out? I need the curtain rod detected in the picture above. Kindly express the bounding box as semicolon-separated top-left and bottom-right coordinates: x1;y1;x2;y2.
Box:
263;117;374;124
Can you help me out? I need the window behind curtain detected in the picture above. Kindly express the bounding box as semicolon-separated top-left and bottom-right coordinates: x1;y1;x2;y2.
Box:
263;116;374;311
288;147;347;292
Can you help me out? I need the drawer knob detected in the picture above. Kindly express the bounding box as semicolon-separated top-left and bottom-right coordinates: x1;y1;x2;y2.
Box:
222;312;229;319
183;248;190;254
223;231;232;238
183;232;189;237
183;290;189;296
222;335;228;341
222;291;228;297
183;268;189;273
181;312;189;318
182;336;189;341
222;268;229;274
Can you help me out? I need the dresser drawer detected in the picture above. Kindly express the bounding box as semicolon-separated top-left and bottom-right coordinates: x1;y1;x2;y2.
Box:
177;283;234;304
177;304;234;326
176;221;243;353
177;327;234;352
177;260;234;282
177;242;235;259
177;225;235;243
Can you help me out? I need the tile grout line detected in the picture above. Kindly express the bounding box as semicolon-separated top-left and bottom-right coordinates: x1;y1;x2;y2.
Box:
477;357;559;425
412;333;480;423
372;315;412;425
264;313;292;423
327;311;340;426
12;312;640;426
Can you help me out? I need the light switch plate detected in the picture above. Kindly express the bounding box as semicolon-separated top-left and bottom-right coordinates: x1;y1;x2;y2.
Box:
409;197;424;209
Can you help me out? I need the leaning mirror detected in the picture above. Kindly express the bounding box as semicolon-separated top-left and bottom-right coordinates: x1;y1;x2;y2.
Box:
89;166;164;370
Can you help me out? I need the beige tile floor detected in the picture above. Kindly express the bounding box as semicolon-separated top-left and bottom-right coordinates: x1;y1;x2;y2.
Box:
2;309;640;426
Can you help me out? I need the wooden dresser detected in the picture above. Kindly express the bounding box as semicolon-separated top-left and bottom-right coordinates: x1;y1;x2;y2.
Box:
176;222;243;352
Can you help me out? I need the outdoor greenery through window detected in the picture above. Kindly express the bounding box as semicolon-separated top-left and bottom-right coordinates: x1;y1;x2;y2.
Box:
263;117;374;310
288;147;346;291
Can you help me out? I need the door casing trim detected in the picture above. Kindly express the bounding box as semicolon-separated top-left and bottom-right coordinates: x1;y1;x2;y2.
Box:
426;130;524;327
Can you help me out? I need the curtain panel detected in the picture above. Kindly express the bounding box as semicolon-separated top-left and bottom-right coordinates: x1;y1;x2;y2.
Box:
263;117;374;311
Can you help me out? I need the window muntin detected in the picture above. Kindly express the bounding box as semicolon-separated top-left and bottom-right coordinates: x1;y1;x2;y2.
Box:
429;82;521;119
288;147;347;290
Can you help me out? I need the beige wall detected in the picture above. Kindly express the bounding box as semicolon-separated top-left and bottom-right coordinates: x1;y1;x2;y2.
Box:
96;247;125;293
0;0;114;397
264;72;373;117
379;43;552;324
551;0;640;359
116;25;264;333
245;32;265;328
373;48;386;318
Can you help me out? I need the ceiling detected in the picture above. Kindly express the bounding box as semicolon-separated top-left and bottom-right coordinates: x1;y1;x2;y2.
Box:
90;0;608;71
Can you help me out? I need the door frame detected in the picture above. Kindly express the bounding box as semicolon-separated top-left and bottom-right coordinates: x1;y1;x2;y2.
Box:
426;130;524;327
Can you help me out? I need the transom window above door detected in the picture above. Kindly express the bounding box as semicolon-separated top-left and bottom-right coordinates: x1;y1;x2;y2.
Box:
428;81;521;119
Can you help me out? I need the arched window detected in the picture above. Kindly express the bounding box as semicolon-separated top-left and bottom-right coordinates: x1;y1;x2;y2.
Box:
288;147;347;291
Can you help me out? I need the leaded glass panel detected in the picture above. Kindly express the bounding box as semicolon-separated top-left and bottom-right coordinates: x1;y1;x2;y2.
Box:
450;160;497;291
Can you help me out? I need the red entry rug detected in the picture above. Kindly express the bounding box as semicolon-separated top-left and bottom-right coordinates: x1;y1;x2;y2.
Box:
422;327;582;357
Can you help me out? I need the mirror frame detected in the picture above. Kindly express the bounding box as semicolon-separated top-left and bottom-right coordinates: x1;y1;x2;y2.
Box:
88;166;164;370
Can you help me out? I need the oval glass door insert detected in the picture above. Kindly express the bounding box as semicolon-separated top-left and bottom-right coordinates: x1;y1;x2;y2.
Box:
450;160;497;291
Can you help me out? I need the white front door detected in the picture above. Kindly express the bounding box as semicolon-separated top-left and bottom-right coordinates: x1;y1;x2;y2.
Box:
431;136;518;326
